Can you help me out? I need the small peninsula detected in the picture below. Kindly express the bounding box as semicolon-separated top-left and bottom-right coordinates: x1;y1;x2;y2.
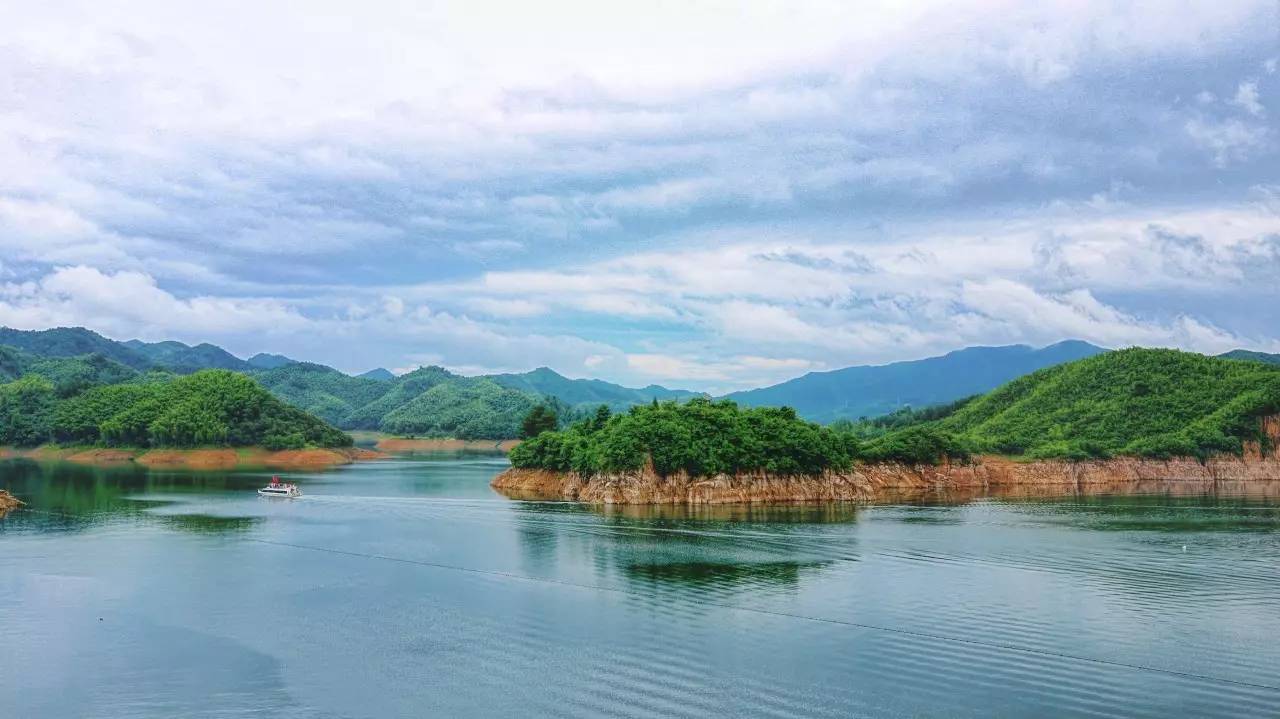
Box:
494;349;1280;503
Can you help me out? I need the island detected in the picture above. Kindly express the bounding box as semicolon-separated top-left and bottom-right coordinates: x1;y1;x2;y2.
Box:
493;349;1280;503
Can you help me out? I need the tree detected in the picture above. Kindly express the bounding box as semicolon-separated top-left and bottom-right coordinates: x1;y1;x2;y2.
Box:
589;404;612;432
520;404;559;438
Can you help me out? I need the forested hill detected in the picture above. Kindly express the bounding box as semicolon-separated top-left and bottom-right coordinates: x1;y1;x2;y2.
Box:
854;348;1280;462
123;339;250;372
0;327;155;369
486;366;703;409
723;341;1106;422
0;369;351;449
254;363;541;438
252;363;702;439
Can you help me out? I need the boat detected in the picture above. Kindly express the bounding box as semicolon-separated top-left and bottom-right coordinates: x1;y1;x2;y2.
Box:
258;476;302;498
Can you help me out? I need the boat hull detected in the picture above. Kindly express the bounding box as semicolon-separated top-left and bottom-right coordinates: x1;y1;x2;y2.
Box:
257;487;302;498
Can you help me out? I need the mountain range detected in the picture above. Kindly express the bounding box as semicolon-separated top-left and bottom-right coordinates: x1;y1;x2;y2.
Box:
2;326;1278;437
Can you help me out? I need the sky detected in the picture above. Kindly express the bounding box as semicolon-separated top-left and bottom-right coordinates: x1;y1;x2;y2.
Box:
1;0;1278;392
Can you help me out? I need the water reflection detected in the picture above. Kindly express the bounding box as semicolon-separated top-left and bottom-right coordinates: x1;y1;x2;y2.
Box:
0;458;266;534
622;560;829;590
154;513;263;534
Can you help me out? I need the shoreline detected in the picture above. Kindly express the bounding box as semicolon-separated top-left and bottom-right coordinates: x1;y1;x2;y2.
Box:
492;452;1280;505
0;445;384;470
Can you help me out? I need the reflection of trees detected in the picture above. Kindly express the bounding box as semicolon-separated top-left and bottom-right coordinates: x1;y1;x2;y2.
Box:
154;513;261;534
0;458;262;534
590;502;861;524
507;499;843;596
622;560;825;591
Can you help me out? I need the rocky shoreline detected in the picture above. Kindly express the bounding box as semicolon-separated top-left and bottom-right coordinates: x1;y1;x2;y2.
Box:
492;453;1280;504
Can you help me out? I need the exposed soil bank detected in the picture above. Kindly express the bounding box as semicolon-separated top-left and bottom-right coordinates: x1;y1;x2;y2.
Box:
376;437;519;453
492;454;1280;505
0;446;384;470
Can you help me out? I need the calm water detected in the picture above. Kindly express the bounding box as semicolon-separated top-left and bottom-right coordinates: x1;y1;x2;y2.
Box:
3;454;1280;718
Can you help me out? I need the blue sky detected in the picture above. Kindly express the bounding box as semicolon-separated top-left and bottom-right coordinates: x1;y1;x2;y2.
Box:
1;0;1278;392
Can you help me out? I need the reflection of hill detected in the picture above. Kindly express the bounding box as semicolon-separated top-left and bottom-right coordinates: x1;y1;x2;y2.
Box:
590;502;862;524
154;513;261;534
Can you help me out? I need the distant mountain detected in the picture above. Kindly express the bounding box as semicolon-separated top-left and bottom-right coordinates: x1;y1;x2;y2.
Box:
0;327;152;369
0;327;258;375
1219;349;1280;366
723;340;1107;423
357;367;396;381
247;352;298;369
124;339;250;373
487;366;702;410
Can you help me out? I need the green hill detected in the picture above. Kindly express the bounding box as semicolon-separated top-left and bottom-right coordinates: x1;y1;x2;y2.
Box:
488;366;702;411
863;348;1280;461
0;346;139;396
340;366;460;429
0;369;350;449
253;363;540;438
510;398;859;477
0;327;153;369
381;378;539;439
357;368;396;381
247;352;298;369
253;362;392;426
724;341;1106;423
123;339;250;373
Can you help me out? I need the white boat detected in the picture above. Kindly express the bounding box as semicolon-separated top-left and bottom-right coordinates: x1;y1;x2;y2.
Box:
258;477;302;498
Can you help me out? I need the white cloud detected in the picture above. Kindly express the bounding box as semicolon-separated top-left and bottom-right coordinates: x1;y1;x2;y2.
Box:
1231;81;1265;116
0;266;307;337
1184;117;1269;167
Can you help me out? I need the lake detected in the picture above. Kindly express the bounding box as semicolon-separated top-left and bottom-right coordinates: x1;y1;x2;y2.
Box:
3;452;1279;718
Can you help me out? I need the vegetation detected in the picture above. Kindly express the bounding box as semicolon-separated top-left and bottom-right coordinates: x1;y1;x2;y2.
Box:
828;396;977;439
513;349;1280;473
254;362;391;426
381;378;539;439
254;363;563;439
0;347;138;397
520;404;560;438
489;366;701;411
0;369;350;449
510;398;861;477
851;348;1280;462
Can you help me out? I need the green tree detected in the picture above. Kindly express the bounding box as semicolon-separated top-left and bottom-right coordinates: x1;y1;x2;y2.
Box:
520;404;559;439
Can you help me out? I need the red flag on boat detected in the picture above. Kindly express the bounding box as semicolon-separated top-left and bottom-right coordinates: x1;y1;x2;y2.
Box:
271;475;280;486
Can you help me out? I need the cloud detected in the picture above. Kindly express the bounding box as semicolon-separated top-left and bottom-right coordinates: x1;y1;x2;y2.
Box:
1231;81;1265;116
0;266;308;337
1;2;1279;390
1184;117;1269;168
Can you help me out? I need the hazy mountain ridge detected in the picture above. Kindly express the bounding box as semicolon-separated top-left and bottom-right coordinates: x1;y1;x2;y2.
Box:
723;340;1108;423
